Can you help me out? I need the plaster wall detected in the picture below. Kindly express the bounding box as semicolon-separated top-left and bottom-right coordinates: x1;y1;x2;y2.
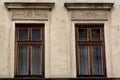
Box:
0;0;119;78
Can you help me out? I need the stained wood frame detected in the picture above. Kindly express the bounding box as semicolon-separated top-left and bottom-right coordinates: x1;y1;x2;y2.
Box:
75;24;106;77
14;24;45;77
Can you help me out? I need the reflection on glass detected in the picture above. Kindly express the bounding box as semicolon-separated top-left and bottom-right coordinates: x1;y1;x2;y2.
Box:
78;29;87;41
91;29;101;41
19;29;28;41
31;46;42;75
17;46;28;75
32;29;41;41
79;46;89;75
92;46;102;74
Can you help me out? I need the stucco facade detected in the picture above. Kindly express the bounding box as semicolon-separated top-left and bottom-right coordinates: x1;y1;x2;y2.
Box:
0;0;120;79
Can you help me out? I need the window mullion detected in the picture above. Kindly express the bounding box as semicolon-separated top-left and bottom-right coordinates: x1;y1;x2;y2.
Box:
88;28;92;75
28;27;31;75
87;28;89;41
28;46;30;75
29;27;32;41
89;28;91;41
89;46;92;75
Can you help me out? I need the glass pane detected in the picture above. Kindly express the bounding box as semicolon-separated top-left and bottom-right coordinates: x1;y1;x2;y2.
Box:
79;46;89;75
78;29;87;41
91;29;101;41
31;46;42;75
92;46;102;74
19;29;28;41
32;29;41;41
17;46;28;75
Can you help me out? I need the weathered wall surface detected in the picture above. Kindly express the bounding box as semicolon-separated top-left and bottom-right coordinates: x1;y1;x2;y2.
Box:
0;0;120;78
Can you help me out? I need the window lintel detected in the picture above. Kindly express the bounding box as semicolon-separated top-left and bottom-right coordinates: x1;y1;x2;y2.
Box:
64;3;114;10
5;2;55;10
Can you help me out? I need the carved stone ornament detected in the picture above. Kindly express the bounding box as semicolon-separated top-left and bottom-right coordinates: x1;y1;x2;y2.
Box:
11;10;48;20
71;10;108;20
5;2;54;20
64;3;114;21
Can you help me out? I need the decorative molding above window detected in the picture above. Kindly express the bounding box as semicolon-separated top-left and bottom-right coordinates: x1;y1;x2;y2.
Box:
5;2;54;10
64;3;114;10
64;3;114;21
5;2;55;20
70;10;108;21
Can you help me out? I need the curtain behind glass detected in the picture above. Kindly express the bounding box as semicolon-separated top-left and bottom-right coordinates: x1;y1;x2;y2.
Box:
92;46;102;74
91;29;101;41
79;46;89;75
19;29;28;41
78;29;87;41
32;29;41;41
31;46;42;75
17;46;28;75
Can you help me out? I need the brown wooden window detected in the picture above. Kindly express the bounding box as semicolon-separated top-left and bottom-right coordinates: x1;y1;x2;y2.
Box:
75;24;106;77
15;24;44;77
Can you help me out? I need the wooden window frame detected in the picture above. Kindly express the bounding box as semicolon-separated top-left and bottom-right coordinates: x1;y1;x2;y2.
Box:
14;24;45;77
75;24;106;77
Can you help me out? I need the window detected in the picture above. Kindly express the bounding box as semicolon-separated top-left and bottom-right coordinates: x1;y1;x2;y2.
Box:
75;24;106;77
15;24;44;77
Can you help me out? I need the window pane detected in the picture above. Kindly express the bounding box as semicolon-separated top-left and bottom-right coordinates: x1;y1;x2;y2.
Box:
78;29;87;41
91;29;101;41
32;29;41;41
92;46;102;74
31;46;42;75
19;29;28;41
17;46;28;75
79;46;89;75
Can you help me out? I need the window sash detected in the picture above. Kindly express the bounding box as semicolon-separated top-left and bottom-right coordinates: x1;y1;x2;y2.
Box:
78;46;89;75
76;24;106;77
31;46;42;75
15;24;44;77
78;28;103;41
17;27;43;42
17;46;29;75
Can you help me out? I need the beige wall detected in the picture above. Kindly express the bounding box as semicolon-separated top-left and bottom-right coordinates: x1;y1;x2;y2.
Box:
0;0;120;78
